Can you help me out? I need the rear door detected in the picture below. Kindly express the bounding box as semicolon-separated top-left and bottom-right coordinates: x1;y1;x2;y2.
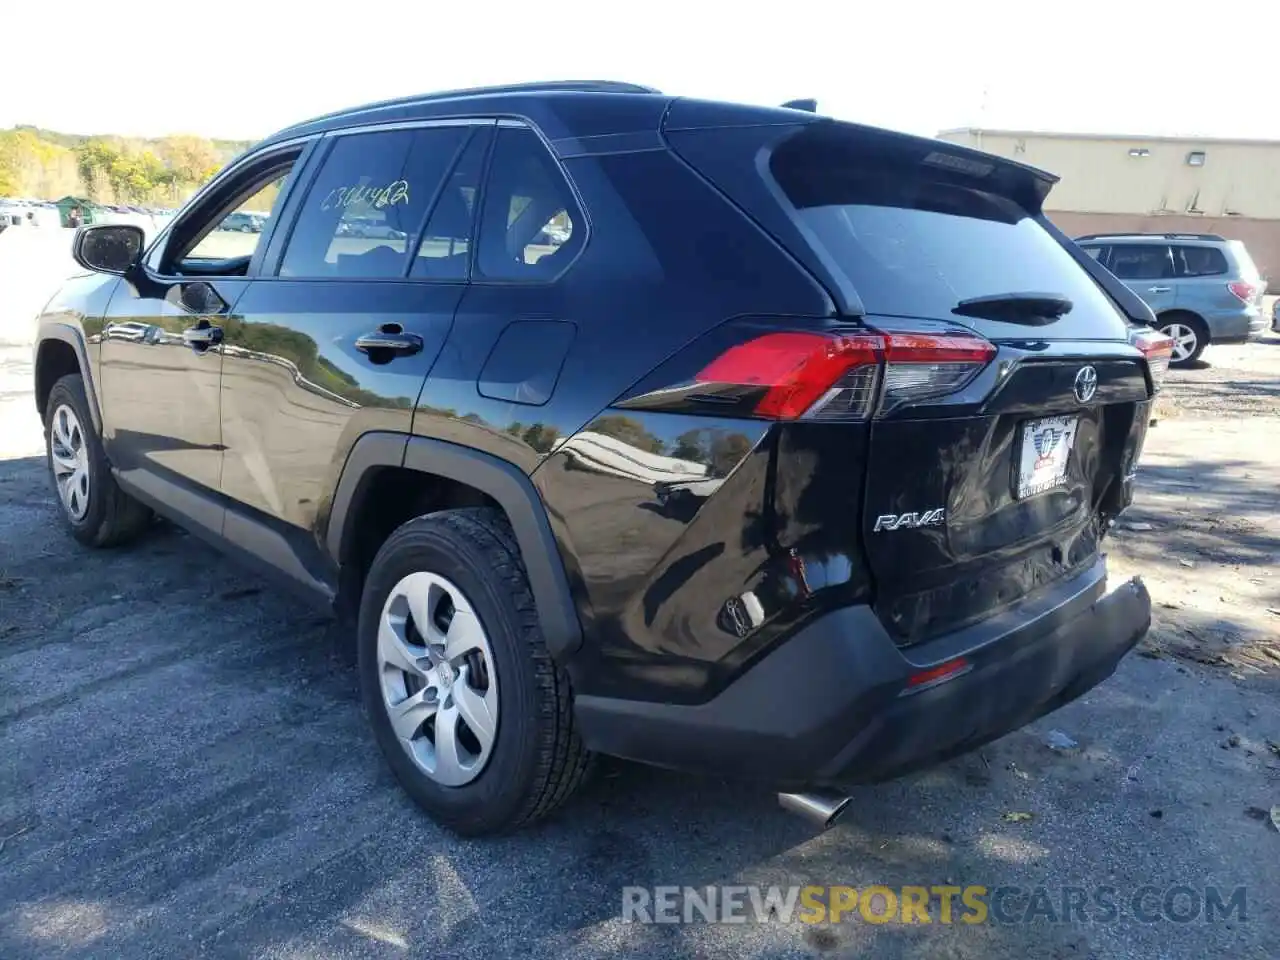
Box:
672;120;1153;644
1173;243;1259;316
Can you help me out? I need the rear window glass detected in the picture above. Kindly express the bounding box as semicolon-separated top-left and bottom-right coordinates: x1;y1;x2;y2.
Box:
1174;245;1228;277
1227;240;1261;280
770;149;1128;338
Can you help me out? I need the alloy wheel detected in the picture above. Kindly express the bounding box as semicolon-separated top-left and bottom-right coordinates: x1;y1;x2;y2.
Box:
1162;322;1198;363
50;403;90;521
376;571;499;786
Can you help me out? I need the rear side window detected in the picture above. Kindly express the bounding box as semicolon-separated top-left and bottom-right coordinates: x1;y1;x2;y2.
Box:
411;128;490;280
1174;245;1228;277
769;140;1128;338
1080;244;1106;261
279;126;472;279
475;127;582;281
1108;244;1174;280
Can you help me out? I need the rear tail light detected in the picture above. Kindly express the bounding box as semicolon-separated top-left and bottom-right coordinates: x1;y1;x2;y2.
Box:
693;329;995;421
695;332;879;420
1227;280;1258;303
1130;327;1175;391
879;333;997;415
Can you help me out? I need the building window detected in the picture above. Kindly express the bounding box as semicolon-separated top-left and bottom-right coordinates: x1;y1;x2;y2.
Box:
1128;147;1150;158
1187;151;1206;166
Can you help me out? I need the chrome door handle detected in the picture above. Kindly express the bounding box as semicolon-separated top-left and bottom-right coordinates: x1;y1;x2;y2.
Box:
182;324;223;350
1147;286;1172;293
355;331;423;356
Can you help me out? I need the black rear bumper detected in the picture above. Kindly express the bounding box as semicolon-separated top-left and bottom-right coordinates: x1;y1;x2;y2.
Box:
574;559;1150;788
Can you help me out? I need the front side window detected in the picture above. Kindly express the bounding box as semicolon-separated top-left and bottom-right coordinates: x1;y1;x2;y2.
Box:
279;126;473;279
1108;244;1174;280
475;127;581;281
160;149;300;275
185;176;286;262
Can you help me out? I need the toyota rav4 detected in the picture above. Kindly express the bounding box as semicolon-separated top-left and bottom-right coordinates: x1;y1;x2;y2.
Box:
33;81;1166;835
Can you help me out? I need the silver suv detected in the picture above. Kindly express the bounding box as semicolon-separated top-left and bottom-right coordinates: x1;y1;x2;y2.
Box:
1076;233;1267;366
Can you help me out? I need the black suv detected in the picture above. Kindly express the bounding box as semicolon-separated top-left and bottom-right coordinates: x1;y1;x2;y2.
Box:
34;81;1165;835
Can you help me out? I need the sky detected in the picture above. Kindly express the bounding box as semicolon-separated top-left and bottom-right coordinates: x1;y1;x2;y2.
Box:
3;0;1278;143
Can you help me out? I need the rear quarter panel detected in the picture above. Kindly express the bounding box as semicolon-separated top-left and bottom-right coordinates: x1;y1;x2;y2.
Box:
1177;277;1256;339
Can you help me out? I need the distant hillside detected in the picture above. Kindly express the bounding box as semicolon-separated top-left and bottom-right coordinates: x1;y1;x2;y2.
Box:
0;125;261;206
10;125;255;160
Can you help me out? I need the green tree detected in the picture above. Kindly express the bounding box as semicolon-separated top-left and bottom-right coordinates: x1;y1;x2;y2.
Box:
521;423;560;454
709;432;752;477
74;139;121;200
671;428;706;462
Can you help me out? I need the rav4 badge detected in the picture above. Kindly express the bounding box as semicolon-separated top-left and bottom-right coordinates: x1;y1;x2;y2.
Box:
874;508;946;532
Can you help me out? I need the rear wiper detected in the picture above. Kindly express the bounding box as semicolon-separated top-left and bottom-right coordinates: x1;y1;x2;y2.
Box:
952;292;1073;325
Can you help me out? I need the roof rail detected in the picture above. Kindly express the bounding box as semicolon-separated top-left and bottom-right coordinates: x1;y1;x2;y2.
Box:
268;81;665;143
410;80;662;102
1074;231;1227;243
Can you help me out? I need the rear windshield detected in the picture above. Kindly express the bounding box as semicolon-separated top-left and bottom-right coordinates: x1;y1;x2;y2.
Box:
771;146;1129;339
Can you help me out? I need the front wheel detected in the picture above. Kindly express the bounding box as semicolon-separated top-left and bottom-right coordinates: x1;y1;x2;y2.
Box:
1158;316;1208;367
44;373;152;546
357;507;591;835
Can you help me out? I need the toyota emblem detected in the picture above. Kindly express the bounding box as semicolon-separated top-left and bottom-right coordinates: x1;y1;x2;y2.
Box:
1074;365;1098;403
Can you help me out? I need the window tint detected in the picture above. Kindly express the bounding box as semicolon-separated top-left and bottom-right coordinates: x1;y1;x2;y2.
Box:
476;127;581;281
1108;244;1174;280
411;128;490;280
1174;245;1228;277
279;126;470;279
769;149;1126;338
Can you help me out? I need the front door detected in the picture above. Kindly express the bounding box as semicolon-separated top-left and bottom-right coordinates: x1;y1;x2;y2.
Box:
1105;243;1178;315
98;147;308;534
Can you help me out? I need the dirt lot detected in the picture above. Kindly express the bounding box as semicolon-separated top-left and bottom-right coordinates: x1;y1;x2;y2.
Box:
2;304;1279;956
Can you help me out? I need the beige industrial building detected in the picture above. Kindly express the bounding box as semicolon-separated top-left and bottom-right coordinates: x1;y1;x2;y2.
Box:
938;128;1280;288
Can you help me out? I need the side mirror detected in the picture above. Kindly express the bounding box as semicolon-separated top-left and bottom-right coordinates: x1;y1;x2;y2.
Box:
72;224;145;275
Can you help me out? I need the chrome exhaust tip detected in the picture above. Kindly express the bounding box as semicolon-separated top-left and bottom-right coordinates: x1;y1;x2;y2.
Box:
778;790;852;829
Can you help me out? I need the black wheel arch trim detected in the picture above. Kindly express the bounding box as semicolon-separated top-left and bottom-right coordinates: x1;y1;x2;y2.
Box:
35;325;102;432
326;431;584;661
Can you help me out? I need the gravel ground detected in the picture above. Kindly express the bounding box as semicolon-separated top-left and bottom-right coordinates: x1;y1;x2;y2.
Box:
2;283;1279;956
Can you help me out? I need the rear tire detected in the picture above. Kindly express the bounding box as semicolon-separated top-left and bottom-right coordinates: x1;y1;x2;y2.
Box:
357;507;591;835
44;373;152;547
1157;313;1208;367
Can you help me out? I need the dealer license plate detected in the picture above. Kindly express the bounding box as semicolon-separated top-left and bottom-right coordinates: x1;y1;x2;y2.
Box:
1017;416;1078;499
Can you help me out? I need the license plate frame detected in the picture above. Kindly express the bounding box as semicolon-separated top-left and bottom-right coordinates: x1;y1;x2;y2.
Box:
1016;415;1079;500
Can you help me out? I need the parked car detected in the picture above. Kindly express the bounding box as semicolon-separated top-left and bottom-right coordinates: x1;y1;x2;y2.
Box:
337;216;407;240
1075;233;1267;366
33;80;1164;836
0;203;25;230
220;211;264;232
